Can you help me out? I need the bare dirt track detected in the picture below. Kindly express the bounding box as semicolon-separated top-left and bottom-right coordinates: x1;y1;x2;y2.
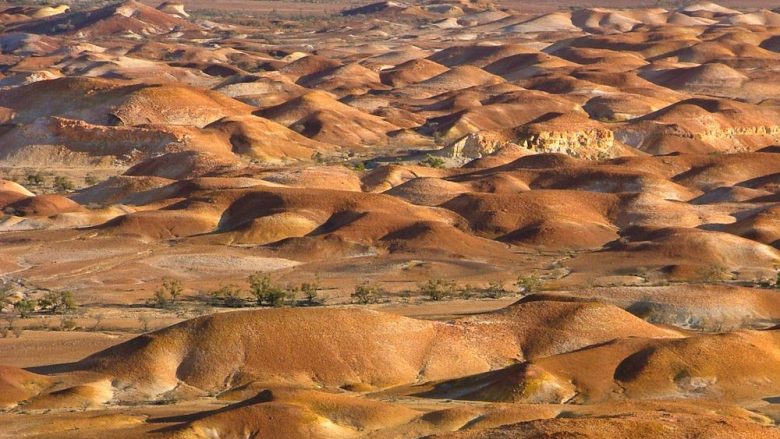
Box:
1;0;780;437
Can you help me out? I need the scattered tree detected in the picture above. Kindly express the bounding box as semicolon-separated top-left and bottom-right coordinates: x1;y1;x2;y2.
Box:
26;173;44;186
14;299;36;318
485;281;509;299
418;279;456;301
209;284;245;308
352;281;382;304
300;275;321;306
150;278;183;308
515;273;542;294
248;273;287;307
699;264;729;283
419;154;446;169
53;176;75;193
38;290;77;314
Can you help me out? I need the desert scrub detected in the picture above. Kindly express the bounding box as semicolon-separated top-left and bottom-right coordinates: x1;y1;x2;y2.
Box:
419;154;446;169
515;274;542;294
352;282;382;304
418;279;456;301
249;273;287;307
149;278;184;309
209;284;245;308
53;176;75;192
38;290;77;314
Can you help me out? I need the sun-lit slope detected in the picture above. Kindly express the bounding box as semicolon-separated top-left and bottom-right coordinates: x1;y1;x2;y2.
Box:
0;366;52;409
70;308;518;397
55;298;676;400
8;0;200;37
0;77;254;127
434;400;780;439
257;90;400;147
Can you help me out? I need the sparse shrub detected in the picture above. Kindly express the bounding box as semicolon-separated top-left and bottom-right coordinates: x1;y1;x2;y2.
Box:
150;290;169;308
419;154;446;169
12;326;22;338
0;327;8;338
352;282;382;304
458;283;477;299
84;175;99;186
26;173;44;186
699;264;729;283
485;281;509;299
91;313;104;331
300;277;321;306
14;299;36;318
515;273;542;294
38;290;77;314
351;161;366;172
248;273;287;307
210;284;245;308
53;176;75;193
150;278;183;308
418;279;456;301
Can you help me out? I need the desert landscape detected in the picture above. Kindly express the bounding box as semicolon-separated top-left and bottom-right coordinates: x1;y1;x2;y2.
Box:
1;0;780;437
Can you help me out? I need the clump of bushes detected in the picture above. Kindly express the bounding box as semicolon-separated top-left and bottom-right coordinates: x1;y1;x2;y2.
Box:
53;176;75;193
209;284;244;308
352;282;383;304
38;290;78;314
515;273;543;294
418;279;457;301
699;264;730;283
26;173;44;186
249;273;288;307
418;154;446;169
299;276;322;306
149;278;183;309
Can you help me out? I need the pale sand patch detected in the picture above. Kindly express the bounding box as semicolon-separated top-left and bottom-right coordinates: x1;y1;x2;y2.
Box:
142;254;301;273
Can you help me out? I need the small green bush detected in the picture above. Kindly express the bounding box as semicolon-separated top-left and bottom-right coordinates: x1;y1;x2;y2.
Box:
209;284;245;308
419;154;446;169
38;291;77;314
53;176;75;192
14;299;36;318
26;173;44;186
418;279;456;301
249;273;287;307
149;278;183;308
352;282;382;304
515;274;542;294
485;281;509;299
300;277;321;306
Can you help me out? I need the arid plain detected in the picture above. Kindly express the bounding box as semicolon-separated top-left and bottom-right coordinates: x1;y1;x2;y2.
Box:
1;0;780;437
